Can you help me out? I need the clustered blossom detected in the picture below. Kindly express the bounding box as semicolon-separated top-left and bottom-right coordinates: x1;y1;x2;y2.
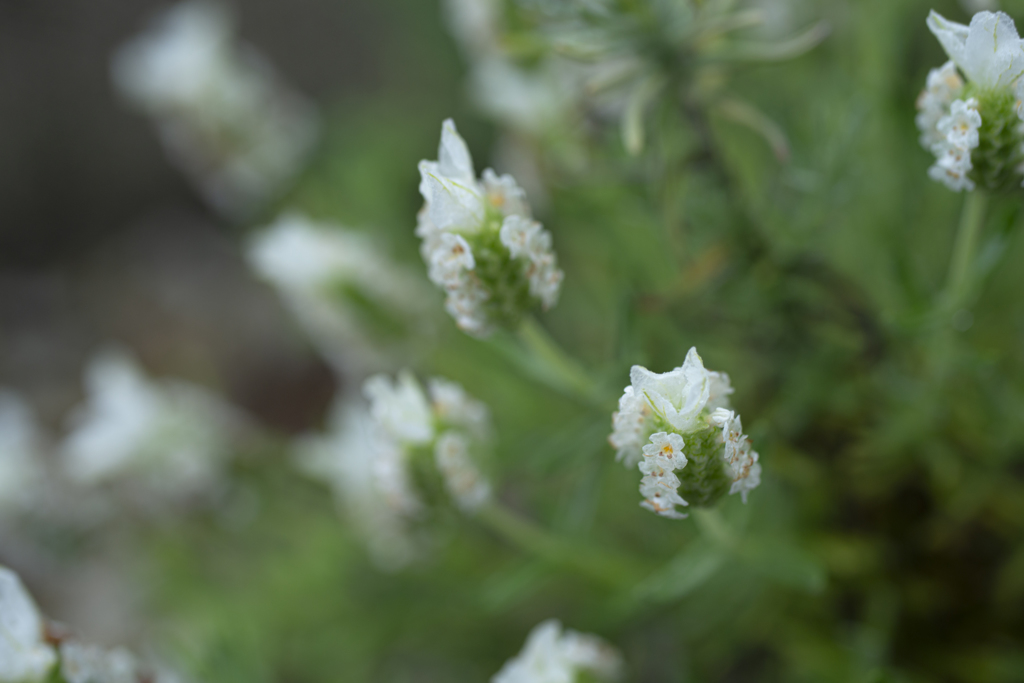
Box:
609;348;758;519
491;619;623;683
112;0;318;217
0;567;56;683
247;213;433;376
297;373;493;568
365;372;493;513
918;11;1024;192
0;566;184;683
60;349;246;507
417;119;563;336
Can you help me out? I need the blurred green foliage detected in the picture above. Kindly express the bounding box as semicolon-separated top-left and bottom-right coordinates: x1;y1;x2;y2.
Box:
124;0;1024;681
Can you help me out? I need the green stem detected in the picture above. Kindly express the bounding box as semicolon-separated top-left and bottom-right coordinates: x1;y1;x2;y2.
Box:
942;190;988;315
490;317;610;409
477;503;644;588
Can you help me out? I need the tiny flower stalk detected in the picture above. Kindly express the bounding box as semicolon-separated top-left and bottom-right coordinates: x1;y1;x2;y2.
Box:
918;11;1024;193
610;348;761;519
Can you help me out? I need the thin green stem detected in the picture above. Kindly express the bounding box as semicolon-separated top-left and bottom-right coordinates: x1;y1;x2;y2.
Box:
942;190;988;315
477;503;645;588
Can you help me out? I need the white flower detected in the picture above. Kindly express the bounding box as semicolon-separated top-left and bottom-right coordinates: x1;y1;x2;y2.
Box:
609;386;652;467
296;398;421;570
0;567;56;683
248;212;432;375
917;61;965;148
364;371;435;446
927;11;1024;92
59;642;138;683
434;431;491;512
111;0;318;217
709;408;762;503
0;392;47;514
427;378;492;439
628;347;711;433
638;432;688;519
60;349;243;501
492;619;623;683
417;119;562;333
937;98;982;149
928;139;977;191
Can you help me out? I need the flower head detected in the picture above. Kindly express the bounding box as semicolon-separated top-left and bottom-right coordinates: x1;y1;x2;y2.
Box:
492;619;623;683
919;12;1024;192
60;349;245;506
417;119;563;335
610;348;761;517
0;566;57;683
248;213;433;376
927;11;1024;92
112;0;318;217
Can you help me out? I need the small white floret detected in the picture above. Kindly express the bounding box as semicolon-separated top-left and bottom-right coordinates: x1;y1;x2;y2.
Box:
492;619;622;683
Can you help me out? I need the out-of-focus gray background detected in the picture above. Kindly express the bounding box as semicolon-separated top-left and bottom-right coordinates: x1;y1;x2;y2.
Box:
0;0;409;431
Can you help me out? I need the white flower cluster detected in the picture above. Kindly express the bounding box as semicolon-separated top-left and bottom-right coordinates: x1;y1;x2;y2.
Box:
919;11;1024;191
61;349;246;506
247;212;432;376
297;373;492;568
112;0;318;217
418;119;563;336
491;619;623;683
917;63;981;191
609;348;759;519
0;567;56;683
0;566;184;683
365;372;493;512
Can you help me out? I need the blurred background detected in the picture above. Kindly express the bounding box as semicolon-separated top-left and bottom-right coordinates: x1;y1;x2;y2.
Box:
3;0;1024;681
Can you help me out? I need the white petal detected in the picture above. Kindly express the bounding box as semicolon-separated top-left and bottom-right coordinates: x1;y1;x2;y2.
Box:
438;119;476;183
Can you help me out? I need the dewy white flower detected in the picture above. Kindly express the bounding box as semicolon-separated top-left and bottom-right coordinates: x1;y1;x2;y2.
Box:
938;98;983;149
629;348;711;434
111;0;318;217
927;11;1024;92
60;642;138;683
434;431;491;512
417;119;563;335
364;371;435;446
0;392;47;514
248;212;432;375
0;566;57;683
60;349;243;501
610;347;762;516
492;619;623;683
296;398;422;570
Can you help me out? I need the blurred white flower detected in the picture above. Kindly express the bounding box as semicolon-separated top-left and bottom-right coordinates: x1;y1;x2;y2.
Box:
247;212;433;376
417;119;563;335
610;348;761;516
364;371;435;447
927;11;1024;91
492;619;623;683
112;0;318;218
0;566;56;683
427;377;492;440
59;642;138;683
296;397;422;570
434;431;491;512
0;392;47;514
60;349;245;504
916;61;964;149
